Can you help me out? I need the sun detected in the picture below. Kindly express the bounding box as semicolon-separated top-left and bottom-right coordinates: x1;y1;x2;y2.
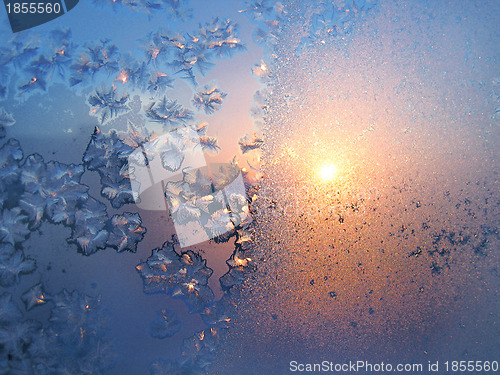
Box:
317;163;338;182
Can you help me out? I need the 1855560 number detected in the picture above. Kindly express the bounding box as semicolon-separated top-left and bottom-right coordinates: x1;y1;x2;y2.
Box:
444;361;499;373
5;2;62;14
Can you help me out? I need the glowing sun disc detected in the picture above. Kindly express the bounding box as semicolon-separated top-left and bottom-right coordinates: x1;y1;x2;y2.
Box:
318;163;338;182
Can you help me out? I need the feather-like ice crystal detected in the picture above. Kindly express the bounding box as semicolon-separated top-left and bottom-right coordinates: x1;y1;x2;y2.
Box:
192;85;227;115
0;207;31;245
148;308;181;339
88;86;130;124
21;283;49;311
0;244;36;287
238;131;264;154
67;198;109;256
107;212;147;253
136;242;214;313
145;97;194;130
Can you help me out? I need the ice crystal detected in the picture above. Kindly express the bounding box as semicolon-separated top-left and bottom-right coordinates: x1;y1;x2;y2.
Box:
297;0;377;52
67;198;109;256
192;85;227;114
136;242;214;313
0;81;6;98
141;132;187;172
164;0;193;21
160;31;187;52
88;86;130;124
198;136;220;155
0;246;36;287
0;139;23;194
49;289;107;339
240;0;275;21
171;48;213;85
0;58;8;100
140;31;171;67
83;127;140;208
162;160;249;246
43;161;88;225
21;283;49;311
145;97;194;130
20;153;46;195
226;248;253;269
120;120;152;150
107;212;147;253
0;108;15;128
0;207;31;245
252;27;270;45
38;289;115;373
1;36;40;69
70;39;120;83
83;127;133;172
251;59;270;80
219;266;248;291
238;131;264;153
17;67;48;95
20;154;89;226
136;242;183;295
48;27;72;46
0;288;115;373
27;43;73;83
219;227;255;291
220;244;255;291
92;0;193;20
198;18;246;59
164;181;205;225
200;301;231;328
147;70;174;96
178;328;222;371
18;192;45;230
100;173;136;208
148;308;181;339
114;58;146;87
204;210;235;239
0;318;41;358
0;286;112;374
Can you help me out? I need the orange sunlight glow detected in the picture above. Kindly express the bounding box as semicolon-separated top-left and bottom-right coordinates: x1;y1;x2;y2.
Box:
317;163;338;182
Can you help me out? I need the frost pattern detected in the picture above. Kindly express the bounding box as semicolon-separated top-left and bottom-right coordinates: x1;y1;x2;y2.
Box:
21;283;49;311
0;289;114;374
92;0;193;21
149;327;223;375
70;39;120;86
192;85;227;115
145;97;194;130
0;138;147;257
136;241;214;313
0;108;15;139
0;244;36;287
88;85;130;124
0;3;259;374
107;212;147;253
0;16;245;99
83;126;139;209
238;131;264;154
148;309;181;339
